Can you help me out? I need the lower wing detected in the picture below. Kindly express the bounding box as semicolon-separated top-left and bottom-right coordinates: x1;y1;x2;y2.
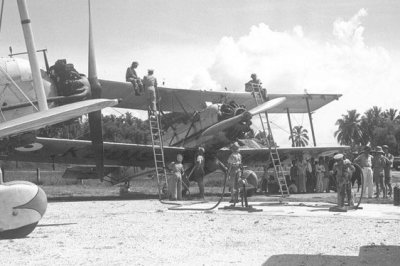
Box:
2;137;194;168
216;145;350;164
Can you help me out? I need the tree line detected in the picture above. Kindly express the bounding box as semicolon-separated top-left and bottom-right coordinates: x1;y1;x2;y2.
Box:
38;107;398;154
37;112;151;144
334;107;400;154
37;112;312;148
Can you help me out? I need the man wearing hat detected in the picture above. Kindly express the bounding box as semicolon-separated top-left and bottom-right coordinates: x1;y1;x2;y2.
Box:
332;153;355;208
382;145;394;197
192;147;206;199
227;142;242;203
244;73;267;100
142;69;158;112
354;146;374;198
126;61;143;96
372;146;390;198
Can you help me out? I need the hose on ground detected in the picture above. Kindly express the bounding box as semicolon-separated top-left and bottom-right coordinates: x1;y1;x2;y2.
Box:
168;170;229;211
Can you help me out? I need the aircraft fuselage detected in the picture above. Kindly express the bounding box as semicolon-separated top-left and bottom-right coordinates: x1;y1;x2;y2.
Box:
163;103;251;152
0;57;57;122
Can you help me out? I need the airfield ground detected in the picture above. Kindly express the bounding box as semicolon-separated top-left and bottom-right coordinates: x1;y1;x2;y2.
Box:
1;193;400;265
1;172;400;265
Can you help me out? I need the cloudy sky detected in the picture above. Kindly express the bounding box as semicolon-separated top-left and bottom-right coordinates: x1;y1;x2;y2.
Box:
1;0;399;146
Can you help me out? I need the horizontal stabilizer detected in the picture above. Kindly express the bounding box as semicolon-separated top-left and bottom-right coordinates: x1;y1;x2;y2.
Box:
0;99;118;139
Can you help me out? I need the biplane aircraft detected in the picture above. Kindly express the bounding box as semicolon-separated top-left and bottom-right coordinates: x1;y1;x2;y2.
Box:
0;0;349;239
0;1;348;187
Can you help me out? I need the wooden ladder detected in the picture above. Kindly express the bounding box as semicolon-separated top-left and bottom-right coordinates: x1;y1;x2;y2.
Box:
250;83;289;197
148;109;168;199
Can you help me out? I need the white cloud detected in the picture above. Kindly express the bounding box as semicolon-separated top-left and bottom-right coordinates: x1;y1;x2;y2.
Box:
332;8;367;47
191;8;400;146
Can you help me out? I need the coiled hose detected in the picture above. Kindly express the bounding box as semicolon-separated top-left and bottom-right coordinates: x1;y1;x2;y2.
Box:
168;170;229;211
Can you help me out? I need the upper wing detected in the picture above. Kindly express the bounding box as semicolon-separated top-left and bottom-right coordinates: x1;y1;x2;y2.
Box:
100;79;341;113
0;99;118;139
1;137;195;168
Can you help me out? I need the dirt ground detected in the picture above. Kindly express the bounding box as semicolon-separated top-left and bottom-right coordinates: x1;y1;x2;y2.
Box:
1;198;399;266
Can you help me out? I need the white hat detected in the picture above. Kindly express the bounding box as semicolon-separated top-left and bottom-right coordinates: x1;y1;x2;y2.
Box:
333;153;344;160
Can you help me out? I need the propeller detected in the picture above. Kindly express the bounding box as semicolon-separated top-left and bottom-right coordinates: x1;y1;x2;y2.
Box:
201;97;286;137
87;0;104;181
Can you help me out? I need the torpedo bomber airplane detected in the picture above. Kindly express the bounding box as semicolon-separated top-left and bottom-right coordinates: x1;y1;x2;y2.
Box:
0;2;348;189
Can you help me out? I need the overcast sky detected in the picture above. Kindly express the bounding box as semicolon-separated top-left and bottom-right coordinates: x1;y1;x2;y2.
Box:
1;0;399;146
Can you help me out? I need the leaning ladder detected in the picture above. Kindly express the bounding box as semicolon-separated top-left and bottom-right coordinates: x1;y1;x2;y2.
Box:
250;83;289;197
148;109;168;199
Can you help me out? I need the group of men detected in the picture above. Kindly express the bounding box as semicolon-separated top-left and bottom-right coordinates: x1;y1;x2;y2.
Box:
166;142;258;205
328;144;393;209
126;61;159;112
280;156;333;195
166;147;206;201
354;145;393;199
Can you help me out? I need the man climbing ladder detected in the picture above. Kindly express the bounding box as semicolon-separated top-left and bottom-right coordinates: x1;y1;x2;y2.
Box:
146;68;167;199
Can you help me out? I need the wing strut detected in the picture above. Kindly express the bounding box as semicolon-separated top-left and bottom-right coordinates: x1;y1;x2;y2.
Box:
17;0;48;111
250;83;290;197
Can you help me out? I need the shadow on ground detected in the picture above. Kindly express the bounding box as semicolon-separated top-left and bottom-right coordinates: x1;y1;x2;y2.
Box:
263;245;400;266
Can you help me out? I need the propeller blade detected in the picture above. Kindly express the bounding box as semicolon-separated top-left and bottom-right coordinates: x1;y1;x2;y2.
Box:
248;97;286;116
201;97;286;137
201;113;249;137
88;0;104;181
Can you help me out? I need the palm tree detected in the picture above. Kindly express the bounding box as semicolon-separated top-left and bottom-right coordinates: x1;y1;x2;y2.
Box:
360;106;386;146
289;126;309;147
334;110;363;146
384;108;400;122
